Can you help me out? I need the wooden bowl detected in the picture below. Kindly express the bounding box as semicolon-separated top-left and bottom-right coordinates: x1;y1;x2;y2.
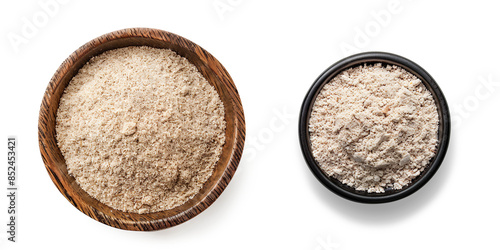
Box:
38;28;245;230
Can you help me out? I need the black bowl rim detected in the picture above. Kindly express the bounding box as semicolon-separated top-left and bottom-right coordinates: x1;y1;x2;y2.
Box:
299;51;451;204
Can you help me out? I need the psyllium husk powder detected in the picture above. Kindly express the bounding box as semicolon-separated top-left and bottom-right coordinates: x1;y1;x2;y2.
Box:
56;46;226;213
309;64;439;193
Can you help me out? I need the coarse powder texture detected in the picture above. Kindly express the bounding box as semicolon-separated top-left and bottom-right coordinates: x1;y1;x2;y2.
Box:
56;46;226;213
309;64;438;193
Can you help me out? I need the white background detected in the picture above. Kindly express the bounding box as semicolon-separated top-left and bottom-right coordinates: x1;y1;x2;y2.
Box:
1;0;499;249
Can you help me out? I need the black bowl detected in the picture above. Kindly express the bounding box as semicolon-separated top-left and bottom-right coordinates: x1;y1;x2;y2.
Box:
299;52;451;203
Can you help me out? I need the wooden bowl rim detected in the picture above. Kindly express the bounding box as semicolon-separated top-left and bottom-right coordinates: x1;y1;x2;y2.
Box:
38;27;245;231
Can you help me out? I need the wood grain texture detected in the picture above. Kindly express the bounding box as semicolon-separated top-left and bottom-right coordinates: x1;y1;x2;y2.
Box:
38;28;246;231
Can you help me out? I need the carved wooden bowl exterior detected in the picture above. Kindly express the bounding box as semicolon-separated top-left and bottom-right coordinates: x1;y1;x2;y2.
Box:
38;28;245;231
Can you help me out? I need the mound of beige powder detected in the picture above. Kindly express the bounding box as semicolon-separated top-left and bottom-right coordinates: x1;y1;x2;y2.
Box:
56;46;226;213
309;63;438;193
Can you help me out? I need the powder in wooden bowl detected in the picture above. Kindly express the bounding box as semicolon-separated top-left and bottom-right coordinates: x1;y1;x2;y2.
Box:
309;64;438;193
56;46;226;214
